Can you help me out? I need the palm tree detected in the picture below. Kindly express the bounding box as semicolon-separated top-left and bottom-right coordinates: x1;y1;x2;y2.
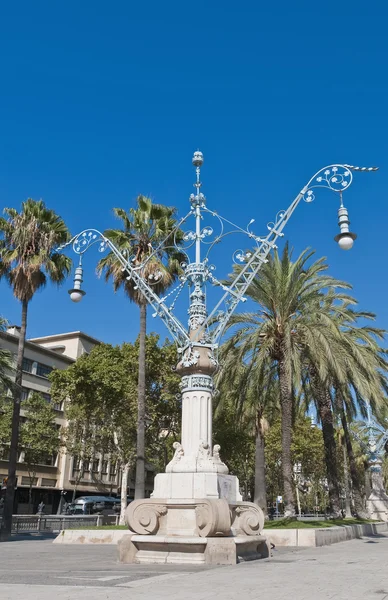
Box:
0;199;71;540
97;196;183;499
0;317;13;392
302;300;388;517
333;318;388;516
223;245;353;516
217;336;279;515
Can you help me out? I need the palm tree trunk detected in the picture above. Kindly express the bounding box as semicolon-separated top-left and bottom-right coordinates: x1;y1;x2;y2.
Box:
342;443;352;519
278;355;295;516
314;386;341;516
340;408;367;518
135;301;146;500
0;299;28;541
254;421;267;516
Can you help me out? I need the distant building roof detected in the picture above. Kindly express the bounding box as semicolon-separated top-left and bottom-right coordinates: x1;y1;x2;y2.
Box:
0;331;74;363
28;331;102;346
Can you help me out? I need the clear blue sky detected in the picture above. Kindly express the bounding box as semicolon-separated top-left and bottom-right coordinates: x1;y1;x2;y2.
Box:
1;0;387;346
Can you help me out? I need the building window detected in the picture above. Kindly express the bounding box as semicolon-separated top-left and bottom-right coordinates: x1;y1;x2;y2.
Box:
41;478;57;487
101;461;108;474
36;363;53;378
21;476;38;486
40;453;57;466
72;457;80;477
22;358;33;373
92;459;100;473
0;446;10;460
110;462;117;476
83;459;91;472
53;401;63;411
21;387;30;401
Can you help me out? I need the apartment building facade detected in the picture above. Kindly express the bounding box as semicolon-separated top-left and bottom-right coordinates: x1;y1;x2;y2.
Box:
0;328;153;514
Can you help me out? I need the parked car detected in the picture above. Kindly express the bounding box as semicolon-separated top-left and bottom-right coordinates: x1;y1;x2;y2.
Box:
67;495;133;515
67;496;119;515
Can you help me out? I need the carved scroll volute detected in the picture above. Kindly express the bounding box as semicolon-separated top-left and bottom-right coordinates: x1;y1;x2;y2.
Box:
230;502;265;536
125;500;167;535
195;498;231;537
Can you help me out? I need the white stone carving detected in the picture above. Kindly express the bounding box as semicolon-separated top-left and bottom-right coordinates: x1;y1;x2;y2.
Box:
207;352;219;369
165;437;229;475
181;348;200;368
198;441;211;460
213;444;221;462
195;498;231;537
230;502;265;536
180;374;214;394
165;442;184;473
126;501;167;535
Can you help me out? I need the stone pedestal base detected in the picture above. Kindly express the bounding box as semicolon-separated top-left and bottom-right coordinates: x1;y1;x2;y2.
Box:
152;472;242;503
121;496;267;565
118;534;269;565
366;469;388;522
366;490;388;522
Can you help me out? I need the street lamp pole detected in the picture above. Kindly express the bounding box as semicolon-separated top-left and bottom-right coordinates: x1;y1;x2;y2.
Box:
60;152;377;563
293;463;302;517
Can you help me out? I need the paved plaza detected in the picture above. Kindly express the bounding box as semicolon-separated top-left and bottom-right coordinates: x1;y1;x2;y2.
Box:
1;532;388;600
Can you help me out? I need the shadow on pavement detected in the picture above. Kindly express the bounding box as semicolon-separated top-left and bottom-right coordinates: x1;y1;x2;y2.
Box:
6;533;57;542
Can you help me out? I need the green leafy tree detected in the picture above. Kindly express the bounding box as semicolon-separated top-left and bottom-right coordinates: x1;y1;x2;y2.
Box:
265;417;326;513
0;200;71;539
51;343;137;522
97;196;183;500
224;245;352;516
59;402;102;501
382;455;388;491
50;336;180;523
140;338;181;472
0;393;59;513
20;393;60;511
213;398;255;501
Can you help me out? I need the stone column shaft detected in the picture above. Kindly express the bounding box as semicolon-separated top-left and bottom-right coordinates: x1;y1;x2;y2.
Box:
181;388;212;457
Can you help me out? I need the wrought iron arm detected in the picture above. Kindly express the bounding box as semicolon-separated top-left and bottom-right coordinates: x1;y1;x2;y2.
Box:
375;430;388;455
356;404;388;458
59;230;191;347
198;164;355;346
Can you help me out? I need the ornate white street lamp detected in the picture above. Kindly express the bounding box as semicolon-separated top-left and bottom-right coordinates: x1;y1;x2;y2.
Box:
361;405;388;521
59;153;377;563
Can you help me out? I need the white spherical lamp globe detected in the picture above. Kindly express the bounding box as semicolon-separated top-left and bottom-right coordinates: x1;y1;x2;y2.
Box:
68;289;85;303
334;231;357;251
337;235;354;250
